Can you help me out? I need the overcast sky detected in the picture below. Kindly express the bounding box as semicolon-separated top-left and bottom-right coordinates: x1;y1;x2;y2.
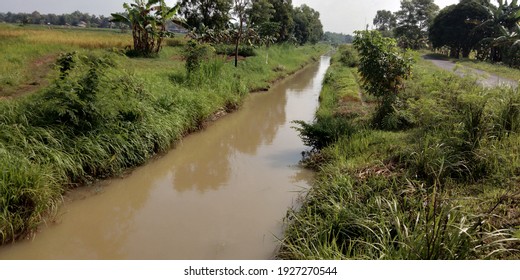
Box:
0;0;491;34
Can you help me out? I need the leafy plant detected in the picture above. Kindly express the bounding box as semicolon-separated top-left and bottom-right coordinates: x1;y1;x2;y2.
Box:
337;45;359;67
183;40;216;78
56;51;78;79
353;30;413;129
36;54;116;133
293;116;356;151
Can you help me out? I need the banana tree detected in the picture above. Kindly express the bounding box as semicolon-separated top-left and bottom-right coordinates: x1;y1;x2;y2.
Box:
476;0;520;63
111;0;181;56
493;23;520;66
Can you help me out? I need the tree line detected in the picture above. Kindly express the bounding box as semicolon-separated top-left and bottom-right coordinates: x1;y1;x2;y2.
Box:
0;10;121;28
323;31;354;45
373;0;520;68
178;0;323;45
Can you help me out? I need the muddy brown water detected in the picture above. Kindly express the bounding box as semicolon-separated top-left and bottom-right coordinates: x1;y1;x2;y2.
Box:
0;56;331;260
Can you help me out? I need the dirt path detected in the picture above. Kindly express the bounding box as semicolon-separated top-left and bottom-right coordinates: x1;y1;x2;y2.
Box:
422;54;518;89
0;54;57;99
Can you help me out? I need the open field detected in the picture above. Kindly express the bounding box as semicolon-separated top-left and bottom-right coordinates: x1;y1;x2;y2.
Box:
0;24;328;244
0;24;133;97
278;47;520;260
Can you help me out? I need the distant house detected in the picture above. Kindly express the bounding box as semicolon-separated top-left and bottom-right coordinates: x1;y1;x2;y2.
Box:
77;21;87;28
166;22;188;34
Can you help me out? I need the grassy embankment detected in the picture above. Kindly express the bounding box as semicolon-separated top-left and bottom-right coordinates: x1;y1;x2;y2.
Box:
278;46;520;259
0;24;328;244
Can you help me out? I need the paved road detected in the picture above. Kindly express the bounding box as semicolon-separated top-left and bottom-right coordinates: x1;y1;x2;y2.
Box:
422;55;518;89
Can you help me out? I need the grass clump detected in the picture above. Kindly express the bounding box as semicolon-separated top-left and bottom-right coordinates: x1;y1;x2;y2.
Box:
279;48;520;260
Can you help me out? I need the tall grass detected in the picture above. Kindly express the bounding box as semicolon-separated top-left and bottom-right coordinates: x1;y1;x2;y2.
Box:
0;33;328;244
279;49;520;260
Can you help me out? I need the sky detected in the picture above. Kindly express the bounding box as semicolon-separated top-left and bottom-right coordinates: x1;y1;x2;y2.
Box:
0;0;487;34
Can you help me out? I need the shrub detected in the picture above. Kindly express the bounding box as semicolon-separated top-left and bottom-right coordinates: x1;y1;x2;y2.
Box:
214;44;256;57
293;116;356;151
337;45;359;67
353;30;413;130
183;41;215;77
56;51;78;78
34;54;116;133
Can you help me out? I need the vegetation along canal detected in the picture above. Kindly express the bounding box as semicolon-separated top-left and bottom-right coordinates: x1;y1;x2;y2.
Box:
0;56;331;260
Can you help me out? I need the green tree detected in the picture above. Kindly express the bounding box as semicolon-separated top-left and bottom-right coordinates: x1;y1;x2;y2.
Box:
292;4;323;44
429;0;490;58
111;0;181;56
30;11;42;24
248;0;275;26
373;10;396;32
179;0;233;32
394;0;439;49
232;0;253;67
247;0;279;44
353;30;413;129
269;0;294;42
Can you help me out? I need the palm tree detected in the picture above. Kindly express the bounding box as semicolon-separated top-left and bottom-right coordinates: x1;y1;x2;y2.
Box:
111;0;181;56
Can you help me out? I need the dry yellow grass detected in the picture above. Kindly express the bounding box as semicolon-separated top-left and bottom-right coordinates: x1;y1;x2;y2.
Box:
0;26;132;49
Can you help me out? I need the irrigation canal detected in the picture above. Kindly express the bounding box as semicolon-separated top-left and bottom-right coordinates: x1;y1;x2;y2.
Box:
0;55;331;260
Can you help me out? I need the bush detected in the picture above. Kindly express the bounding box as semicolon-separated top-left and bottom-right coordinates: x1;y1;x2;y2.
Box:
34;54;116;133
214;44;256;57
337;45;359;67
183;41;215;77
293;116;356;150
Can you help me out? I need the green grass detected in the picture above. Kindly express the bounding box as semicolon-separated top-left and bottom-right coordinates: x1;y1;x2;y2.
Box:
0;25;328;244
0;24;133;97
279;48;520;260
